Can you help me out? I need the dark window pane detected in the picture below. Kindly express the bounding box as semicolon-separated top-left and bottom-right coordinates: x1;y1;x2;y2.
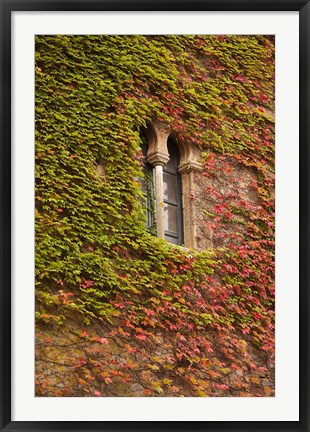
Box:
144;168;155;231
165;156;177;172
163;172;177;202
163;138;183;245
166;139;179;172
164;203;178;233
164;234;179;245
140;131;156;233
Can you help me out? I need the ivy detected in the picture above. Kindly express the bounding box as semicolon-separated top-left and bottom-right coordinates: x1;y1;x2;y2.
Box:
35;35;275;397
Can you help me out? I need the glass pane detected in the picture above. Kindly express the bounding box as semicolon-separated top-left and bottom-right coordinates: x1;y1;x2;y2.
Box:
164;234;178;245
165;156;177;172
166;139;179;172
164;203;178;233
140;177;147;196
163;172;177;202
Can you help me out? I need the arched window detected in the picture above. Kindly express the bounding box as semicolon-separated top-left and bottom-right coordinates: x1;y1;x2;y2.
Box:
140;133;184;246
139;121;203;249
163;139;183;245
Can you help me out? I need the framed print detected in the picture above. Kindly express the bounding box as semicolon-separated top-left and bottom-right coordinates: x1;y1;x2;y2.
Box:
1;0;309;431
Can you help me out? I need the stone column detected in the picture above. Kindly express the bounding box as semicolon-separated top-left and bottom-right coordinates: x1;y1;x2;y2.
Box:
178;161;203;249
147;151;169;239
154;164;164;238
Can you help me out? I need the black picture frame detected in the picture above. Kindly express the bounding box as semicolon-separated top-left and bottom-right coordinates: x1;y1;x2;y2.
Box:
1;1;308;431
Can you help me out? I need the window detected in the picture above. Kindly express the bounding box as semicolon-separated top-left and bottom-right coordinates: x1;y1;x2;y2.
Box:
140;121;203;249
140;133;184;246
163;139;183;245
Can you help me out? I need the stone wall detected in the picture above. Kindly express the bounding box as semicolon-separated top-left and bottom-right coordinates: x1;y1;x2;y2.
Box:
36;319;275;397
192;156;261;251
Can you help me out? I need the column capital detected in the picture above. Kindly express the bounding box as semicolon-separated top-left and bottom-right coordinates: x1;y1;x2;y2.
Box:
147;150;169;167
178;160;203;174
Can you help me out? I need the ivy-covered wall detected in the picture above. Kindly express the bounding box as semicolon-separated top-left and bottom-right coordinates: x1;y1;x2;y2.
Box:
35;35;275;397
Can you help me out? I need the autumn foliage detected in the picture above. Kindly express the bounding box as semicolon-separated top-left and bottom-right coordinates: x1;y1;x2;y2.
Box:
35;35;275;397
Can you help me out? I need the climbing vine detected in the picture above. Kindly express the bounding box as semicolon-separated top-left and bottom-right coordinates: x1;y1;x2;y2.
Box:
35;35;275;397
